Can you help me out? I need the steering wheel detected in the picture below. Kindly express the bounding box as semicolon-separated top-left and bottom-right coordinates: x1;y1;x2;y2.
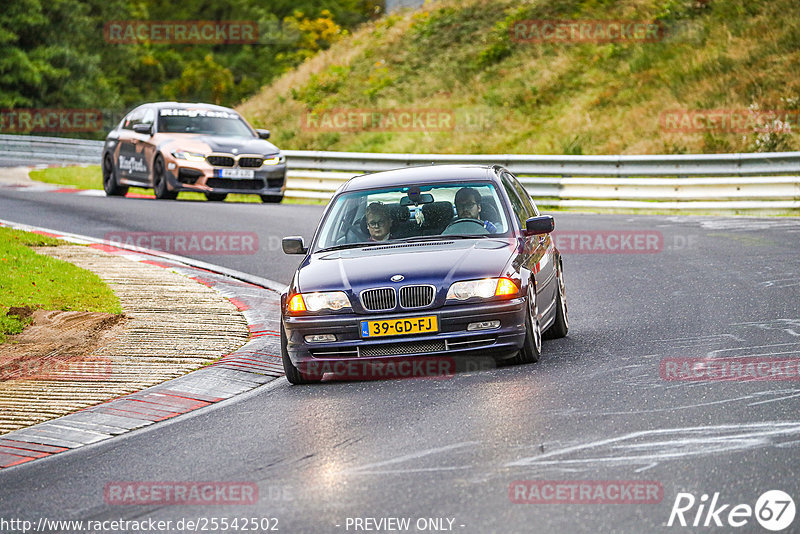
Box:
442;218;489;235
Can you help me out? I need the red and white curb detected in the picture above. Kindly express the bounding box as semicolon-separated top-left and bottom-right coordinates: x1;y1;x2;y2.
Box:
0;220;285;469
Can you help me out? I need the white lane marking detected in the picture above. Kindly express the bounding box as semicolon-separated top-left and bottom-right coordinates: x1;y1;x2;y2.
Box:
347;441;479;474
506;422;800;469
644;334;744;344
590;390;800;416
633;463;658;473
732;320;800;338
760;277;800;289
660;217;800;232
702;341;800;358
748;391;800;407
345;466;473;476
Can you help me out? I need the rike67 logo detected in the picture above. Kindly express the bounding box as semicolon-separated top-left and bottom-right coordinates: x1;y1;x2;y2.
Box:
668;490;795;531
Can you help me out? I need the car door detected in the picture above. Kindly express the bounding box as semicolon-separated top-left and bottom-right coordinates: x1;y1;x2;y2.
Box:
137;107;157;186
116;107;149;184
500;171;557;317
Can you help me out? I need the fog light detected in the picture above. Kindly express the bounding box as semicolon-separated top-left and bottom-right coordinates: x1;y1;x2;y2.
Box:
467;320;500;331
305;334;336;343
167;162;177;170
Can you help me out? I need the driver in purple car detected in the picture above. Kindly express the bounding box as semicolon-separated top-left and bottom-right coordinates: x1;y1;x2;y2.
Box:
365;202;394;241
454;187;498;233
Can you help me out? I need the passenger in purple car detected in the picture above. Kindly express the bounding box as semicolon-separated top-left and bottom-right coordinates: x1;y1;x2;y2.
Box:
454;187;498;233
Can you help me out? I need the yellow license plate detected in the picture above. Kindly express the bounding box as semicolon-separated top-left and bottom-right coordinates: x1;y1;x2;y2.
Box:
361;316;438;338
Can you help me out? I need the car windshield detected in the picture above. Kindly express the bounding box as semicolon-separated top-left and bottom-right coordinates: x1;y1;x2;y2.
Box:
158;108;255;137
314;182;511;251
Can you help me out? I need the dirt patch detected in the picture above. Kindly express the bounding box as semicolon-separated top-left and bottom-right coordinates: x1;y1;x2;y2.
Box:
0;310;126;381
6;306;35;321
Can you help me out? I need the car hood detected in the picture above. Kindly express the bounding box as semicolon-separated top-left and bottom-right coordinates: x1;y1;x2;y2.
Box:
297;238;516;295
159;134;279;156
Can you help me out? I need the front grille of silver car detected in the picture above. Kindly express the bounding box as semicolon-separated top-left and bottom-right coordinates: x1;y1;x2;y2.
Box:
206;178;263;190
359;340;446;357
360;288;396;311
206;155;235;167
238;157;264;168
399;285;435;309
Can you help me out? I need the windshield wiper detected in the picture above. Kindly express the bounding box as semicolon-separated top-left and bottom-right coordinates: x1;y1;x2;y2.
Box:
396;234;492;243
316;242;384;253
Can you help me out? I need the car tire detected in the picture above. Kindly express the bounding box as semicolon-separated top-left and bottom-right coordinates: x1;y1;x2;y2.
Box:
511;290;541;365
281;323;322;385
153;156;178;200
205;193;228;202
102;154;128;197
260;194;283;203
544;262;569;339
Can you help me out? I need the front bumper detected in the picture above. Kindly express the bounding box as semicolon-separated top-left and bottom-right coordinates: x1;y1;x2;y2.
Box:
166;162;287;196
283;298;527;368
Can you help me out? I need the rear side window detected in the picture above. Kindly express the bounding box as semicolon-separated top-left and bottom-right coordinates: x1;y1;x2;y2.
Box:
505;171;539;217
501;175;528;229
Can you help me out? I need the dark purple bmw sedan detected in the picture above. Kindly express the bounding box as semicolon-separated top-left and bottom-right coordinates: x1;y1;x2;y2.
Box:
280;165;568;384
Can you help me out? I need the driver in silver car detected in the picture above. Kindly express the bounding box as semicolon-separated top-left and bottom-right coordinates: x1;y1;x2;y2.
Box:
454;187;498;233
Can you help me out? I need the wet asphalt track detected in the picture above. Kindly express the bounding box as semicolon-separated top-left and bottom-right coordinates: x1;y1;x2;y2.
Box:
1;186;799;533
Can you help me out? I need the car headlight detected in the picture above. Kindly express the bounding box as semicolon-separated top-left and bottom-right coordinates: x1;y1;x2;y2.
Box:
172;150;206;162
446;277;519;301
287;291;351;313
263;152;285;165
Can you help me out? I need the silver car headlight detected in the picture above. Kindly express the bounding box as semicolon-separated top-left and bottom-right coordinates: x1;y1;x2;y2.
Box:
172;150;206;162
263;152;286;165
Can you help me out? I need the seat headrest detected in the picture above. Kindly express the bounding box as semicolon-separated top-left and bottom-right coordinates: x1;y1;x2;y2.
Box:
421;201;454;226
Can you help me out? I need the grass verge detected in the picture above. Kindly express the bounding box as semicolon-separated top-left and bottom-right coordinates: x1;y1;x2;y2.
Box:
0;227;122;343
239;0;800;156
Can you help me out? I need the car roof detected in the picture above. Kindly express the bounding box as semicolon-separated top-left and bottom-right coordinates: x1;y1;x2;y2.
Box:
339;165;499;193
147;102;239;114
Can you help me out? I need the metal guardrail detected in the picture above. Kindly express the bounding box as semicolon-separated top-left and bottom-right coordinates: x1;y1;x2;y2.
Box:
284;150;800;210
283;149;800;177
0;134;103;164
2;134;799;210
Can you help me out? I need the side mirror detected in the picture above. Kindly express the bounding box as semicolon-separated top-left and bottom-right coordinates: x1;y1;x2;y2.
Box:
524;215;555;235
133;123;153;135
282;236;307;255
256;129;271;140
